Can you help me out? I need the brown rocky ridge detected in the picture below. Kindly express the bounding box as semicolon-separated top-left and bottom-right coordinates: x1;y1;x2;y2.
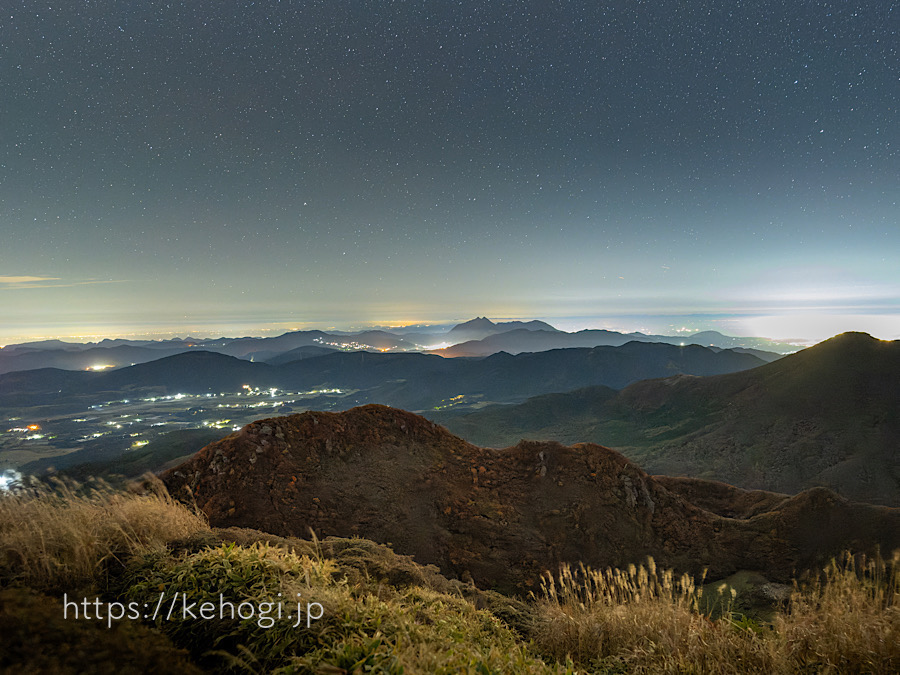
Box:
163;404;900;592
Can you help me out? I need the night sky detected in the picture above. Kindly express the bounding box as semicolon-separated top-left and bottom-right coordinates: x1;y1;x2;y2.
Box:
2;1;897;344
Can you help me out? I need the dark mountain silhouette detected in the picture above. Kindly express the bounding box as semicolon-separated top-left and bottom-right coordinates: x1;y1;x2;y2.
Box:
0;322;793;376
0;367;96;406
682;330;799;353
496;319;560;332
707;345;783;363
1;342;766;412
439;332;900;505
95;351;278;393
213;330;417;358
433;328;654;357
397;319;559;348
343;330;420;350
0;336;225;355
465;341;765;398
0;344;195;375
276;341;765;409
0;339;80;352
446;317;503;343
0;352;277;407
445;317;559;343
261;345;337;365
200;331;328;358
431;385;621;441
434;328;789;358
448;316;496;331
22;427;229;480
163;405;900;592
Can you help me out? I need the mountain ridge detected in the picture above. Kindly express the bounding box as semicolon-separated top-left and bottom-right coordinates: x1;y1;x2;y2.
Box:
0;319;796;375
1;341;767;412
162;404;900;592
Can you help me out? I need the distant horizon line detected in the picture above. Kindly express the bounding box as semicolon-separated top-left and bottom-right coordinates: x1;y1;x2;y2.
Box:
3;313;898;349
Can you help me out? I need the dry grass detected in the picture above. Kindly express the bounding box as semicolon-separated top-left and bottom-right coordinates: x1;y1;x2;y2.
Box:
534;553;900;674
2;477;897;673
775;550;900;673
0;475;209;592
535;559;774;673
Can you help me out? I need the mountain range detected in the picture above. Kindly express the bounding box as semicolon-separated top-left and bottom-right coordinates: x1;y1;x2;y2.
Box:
0;341;767;412
429;328;792;359
444;317;560;343
0;318;793;375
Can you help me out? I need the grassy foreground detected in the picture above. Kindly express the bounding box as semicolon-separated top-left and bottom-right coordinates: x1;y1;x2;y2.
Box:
1;478;897;674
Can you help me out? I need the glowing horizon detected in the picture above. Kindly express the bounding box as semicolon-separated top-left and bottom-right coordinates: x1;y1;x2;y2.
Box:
2;308;899;348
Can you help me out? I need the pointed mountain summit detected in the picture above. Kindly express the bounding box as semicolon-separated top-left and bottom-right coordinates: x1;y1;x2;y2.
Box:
163;404;899;591
449;317;496;333
446;317;499;342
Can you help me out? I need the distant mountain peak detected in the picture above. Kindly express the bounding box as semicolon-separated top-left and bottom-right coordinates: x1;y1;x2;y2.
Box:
791;331;889;361
821;331;877;343
685;330;728;339
449;317;497;333
495;319;560;332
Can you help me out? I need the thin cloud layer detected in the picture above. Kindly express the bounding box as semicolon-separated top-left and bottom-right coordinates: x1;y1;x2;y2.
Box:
0;276;124;289
0;276;61;284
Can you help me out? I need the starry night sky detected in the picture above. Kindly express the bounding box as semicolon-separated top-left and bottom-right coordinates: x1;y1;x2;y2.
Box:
1;1;897;343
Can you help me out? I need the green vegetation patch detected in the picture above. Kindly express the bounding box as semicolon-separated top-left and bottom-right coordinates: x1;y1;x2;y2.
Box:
119;541;564;673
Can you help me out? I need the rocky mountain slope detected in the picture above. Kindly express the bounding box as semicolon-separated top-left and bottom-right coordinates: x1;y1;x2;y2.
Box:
163;405;900;592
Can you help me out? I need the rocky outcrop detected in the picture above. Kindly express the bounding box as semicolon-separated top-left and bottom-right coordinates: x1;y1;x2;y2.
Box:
163;405;900;591
653;476;790;519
